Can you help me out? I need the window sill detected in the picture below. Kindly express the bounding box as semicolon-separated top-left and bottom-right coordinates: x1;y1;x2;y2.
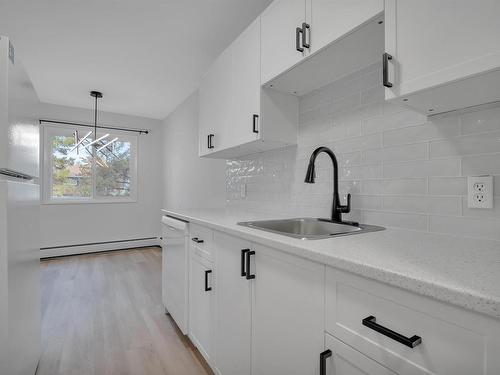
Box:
42;198;137;205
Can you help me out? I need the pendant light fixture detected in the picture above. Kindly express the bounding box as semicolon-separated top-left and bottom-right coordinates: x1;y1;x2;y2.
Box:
89;90;109;148
71;90;119;162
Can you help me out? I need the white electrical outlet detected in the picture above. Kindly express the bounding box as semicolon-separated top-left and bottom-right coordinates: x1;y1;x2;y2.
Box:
467;175;493;209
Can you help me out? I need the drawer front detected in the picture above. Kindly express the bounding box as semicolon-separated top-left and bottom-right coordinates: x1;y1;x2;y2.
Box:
189;223;214;260
324;333;396;375
326;267;485;375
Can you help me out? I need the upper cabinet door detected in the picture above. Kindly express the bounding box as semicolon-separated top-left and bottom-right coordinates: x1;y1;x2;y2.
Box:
308;0;383;53
199;46;232;156
261;0;307;84
385;0;500;107
229;18;262;148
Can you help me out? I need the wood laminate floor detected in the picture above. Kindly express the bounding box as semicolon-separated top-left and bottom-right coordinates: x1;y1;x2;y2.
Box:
38;247;212;375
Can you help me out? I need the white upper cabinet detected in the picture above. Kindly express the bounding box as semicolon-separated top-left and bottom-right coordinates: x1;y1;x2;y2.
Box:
261;0;307;84
199;17;298;159
384;0;500;115
229;17;262;148
199;46;232;157
308;0;383;54
261;0;383;85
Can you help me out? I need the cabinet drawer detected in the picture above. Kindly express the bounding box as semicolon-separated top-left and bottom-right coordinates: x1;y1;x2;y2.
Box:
324;333;396;375
326;267;485;375
189;223;214;260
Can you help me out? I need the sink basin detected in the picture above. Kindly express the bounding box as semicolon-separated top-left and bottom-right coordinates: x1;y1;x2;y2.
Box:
237;218;384;240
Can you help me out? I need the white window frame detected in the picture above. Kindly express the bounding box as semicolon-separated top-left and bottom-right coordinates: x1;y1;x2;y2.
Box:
41;123;138;204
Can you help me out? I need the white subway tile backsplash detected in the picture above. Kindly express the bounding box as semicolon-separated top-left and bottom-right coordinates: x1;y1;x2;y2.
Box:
360;210;428;231
382;196;461;215
361;178;427;195
362;143;427;163
225;64;500;240
429;215;500;241
332;133;382;153
383;159;461;178
462;196;500;219
383;118;460;147
462;153;500;175
429;131;500;158
340;164;382;180
428;177;467;196
362;109;427;135
351;195;382;210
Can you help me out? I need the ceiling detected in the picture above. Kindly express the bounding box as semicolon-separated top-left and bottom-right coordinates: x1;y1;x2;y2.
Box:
0;0;272;119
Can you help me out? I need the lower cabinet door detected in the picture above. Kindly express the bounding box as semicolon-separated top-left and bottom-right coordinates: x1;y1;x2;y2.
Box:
214;232;252;375
251;244;325;375
323;334;396;375
189;254;214;365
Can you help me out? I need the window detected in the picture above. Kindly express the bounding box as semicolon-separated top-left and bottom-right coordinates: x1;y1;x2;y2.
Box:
42;124;138;203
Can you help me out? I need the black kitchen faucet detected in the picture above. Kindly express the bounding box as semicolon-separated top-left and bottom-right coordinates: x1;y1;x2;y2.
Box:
304;146;351;223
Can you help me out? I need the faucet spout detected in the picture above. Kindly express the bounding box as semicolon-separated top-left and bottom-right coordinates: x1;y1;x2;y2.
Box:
304;146;351;222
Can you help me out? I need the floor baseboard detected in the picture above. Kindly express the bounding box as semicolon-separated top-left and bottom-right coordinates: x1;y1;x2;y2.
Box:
40;237;160;259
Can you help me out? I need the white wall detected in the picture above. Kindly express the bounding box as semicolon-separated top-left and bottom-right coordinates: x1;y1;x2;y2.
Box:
36;102;163;253
226;62;500;241
162;91;226;210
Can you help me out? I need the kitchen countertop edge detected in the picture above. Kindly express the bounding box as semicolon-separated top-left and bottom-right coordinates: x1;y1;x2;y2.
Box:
162;208;500;321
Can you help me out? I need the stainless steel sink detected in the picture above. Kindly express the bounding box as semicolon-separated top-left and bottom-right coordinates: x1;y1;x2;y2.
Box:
237;218;384;240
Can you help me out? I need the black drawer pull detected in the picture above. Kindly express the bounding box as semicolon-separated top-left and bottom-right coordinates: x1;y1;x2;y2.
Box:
204;270;212;291
252;114;259;134
207;134;214;149
241;249;250;277
320;349;332;375
296;27;304;53
245;250;255;280
191;237;204;244
301;22;310;49
362;315;422;348
382;52;393;88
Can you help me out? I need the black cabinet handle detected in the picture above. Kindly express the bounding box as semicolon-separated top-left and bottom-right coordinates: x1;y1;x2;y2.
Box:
320;349;332;375
204;270;212;291
245;250;255;280
241;249;250;277
382;52;393;88
301;22;310;49
207;134;214;149
296;27;304;53
252;114;259;134
362;315;422;348
191;237;204;244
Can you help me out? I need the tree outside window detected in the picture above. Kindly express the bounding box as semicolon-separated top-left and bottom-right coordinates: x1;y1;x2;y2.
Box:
43;124;137;203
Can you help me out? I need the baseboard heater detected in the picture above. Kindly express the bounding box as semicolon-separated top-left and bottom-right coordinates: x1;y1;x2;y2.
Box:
40;237;160;259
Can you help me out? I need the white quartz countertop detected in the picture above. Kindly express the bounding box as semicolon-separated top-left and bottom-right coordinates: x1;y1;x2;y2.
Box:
162;208;500;320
